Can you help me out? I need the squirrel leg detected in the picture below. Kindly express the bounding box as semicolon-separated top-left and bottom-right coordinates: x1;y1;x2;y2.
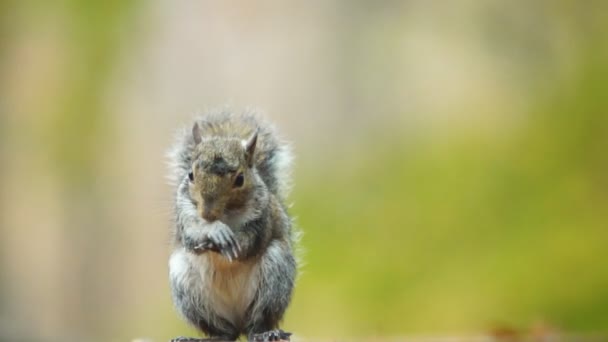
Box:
245;241;296;341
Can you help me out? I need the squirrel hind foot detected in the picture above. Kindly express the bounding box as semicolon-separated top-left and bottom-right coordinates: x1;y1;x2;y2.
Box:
249;329;291;342
170;337;237;342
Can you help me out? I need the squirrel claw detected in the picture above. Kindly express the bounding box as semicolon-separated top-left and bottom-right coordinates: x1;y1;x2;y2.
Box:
221;249;233;262
250;329;291;342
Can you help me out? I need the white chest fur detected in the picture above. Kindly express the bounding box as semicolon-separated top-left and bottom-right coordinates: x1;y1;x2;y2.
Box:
169;248;260;327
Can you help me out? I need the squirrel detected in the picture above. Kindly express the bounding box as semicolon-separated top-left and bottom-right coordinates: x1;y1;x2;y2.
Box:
167;109;298;342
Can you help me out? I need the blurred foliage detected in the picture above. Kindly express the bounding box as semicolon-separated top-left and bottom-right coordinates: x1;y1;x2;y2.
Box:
287;36;608;336
47;0;139;183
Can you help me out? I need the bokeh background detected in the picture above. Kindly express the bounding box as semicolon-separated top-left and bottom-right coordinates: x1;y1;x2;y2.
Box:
1;1;607;341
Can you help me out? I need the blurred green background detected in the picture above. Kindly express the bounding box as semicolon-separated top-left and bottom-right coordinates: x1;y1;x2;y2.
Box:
1;1;607;341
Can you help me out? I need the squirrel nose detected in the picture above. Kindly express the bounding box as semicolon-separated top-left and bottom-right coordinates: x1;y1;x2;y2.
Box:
201;196;223;222
202;212;219;222
202;207;220;222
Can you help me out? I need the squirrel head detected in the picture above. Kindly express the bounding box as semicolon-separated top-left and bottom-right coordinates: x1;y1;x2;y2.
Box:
187;122;260;223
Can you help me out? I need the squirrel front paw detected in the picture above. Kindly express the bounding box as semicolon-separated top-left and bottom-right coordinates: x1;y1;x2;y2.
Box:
194;221;241;262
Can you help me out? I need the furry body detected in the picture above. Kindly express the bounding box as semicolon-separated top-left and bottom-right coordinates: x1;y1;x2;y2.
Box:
167;110;297;341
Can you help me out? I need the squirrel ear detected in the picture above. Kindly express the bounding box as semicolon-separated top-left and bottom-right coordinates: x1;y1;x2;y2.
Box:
243;130;258;167
192;122;202;145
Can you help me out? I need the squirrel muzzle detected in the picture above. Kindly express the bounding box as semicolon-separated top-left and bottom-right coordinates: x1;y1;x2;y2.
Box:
200;197;224;222
202;210;219;222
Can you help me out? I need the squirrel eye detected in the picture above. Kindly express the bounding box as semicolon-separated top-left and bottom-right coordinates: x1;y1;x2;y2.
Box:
233;173;244;188
188;172;194;182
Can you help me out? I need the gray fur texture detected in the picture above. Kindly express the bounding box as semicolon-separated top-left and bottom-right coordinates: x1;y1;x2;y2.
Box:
167;109;298;341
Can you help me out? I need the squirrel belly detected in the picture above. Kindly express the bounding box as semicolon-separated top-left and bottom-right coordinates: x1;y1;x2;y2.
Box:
167;109;298;341
169;247;261;330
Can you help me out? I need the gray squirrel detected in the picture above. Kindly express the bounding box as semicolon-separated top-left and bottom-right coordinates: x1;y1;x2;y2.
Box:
167;109;299;342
